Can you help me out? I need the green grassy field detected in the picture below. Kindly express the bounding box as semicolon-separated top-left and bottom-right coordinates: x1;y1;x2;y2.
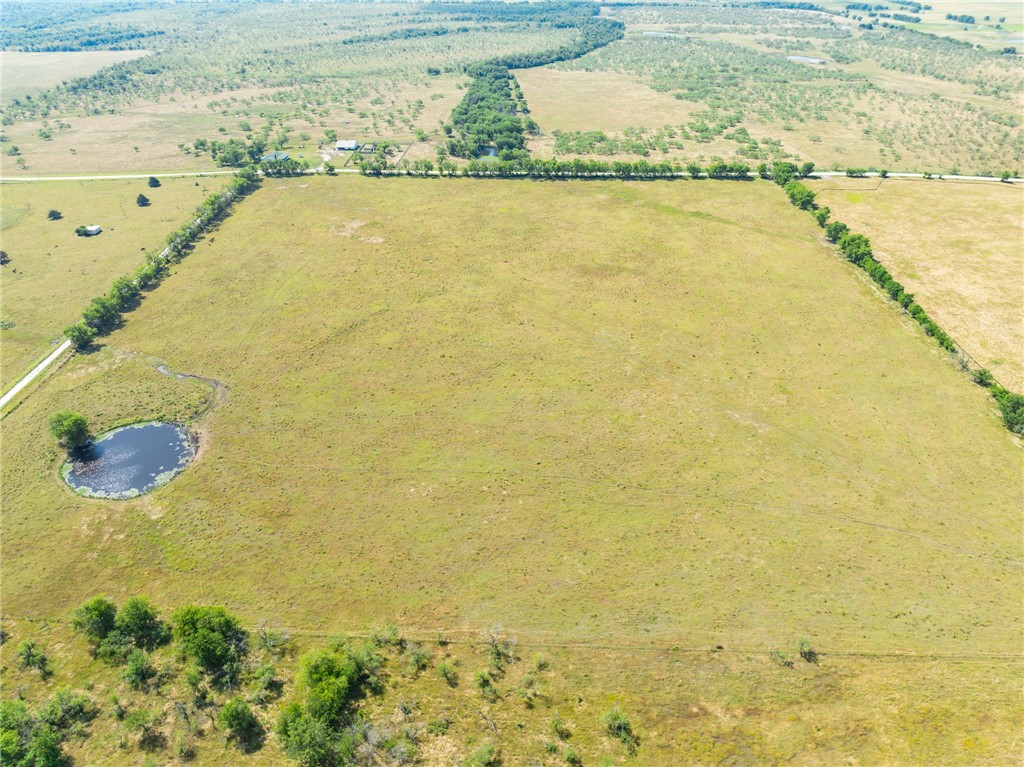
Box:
0;176;229;390
809;177;1024;391
1;176;1020;764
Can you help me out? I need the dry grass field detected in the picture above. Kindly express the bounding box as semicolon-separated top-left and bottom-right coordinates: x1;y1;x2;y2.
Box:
0;76;465;177
0;50;151;101
2;176;1020;764
0;176;229;390
809;177;1024;391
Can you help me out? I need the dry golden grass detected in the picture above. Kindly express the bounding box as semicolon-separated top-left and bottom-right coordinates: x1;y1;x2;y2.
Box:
810;176;1024;390
0;76;464;177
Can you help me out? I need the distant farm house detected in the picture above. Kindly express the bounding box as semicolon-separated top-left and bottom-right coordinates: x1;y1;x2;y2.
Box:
335;140;359;151
261;151;290;162
84;225;102;236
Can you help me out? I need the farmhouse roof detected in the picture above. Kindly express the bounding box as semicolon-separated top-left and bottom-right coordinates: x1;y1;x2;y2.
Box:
335;140;359;150
261;151;290;162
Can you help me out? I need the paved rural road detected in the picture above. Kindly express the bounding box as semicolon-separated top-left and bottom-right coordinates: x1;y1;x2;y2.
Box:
0;339;72;409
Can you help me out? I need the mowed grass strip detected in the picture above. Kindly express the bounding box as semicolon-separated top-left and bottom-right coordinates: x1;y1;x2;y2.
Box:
0;176;229;391
810;177;1024;391
3;176;1019;655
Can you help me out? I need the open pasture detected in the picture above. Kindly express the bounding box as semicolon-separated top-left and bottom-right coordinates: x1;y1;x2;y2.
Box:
0;176;228;390
1;176;1020;763
0;50;151;102
809;176;1024;390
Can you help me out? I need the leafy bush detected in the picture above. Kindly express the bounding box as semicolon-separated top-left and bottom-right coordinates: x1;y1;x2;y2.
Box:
219;697;262;748
464;742;501;767
122;649;156;690
437;661;458;687
603;709;638;753
15;639;49;675
37;688;96;736
474;670;499;702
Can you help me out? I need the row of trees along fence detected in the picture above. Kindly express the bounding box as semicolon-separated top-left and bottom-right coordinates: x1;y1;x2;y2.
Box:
64;167;261;350
773;165;1024;436
359;156;754;179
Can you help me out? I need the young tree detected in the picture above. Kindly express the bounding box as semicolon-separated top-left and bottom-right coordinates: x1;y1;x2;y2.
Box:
147;176;161;188
71;597;117;645
136;194;150;207
49;411;91;449
219;698;262;747
47;209;62;220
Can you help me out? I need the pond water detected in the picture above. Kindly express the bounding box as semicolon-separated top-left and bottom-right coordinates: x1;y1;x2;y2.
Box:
62;421;195;499
787;55;829;64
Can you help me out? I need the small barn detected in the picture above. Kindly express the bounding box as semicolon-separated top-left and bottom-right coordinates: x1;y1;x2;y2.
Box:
84;225;102;236
260;151;290;162
335;140;359;151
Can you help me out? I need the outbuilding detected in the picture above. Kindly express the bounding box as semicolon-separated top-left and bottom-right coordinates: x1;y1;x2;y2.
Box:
84;225;102;236
260;151;290;162
335;140;359;151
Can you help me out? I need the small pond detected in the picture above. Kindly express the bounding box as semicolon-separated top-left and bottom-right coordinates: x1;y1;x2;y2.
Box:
62;421;195;499
787;55;829;64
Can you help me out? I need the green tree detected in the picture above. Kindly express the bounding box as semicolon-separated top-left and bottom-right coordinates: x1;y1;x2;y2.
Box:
219;698;262;748
49;411;90;449
47;209;62;220
82;296;120;330
115;596;169;650
825;221;849;243
136;193;150;207
172;605;247;681
65;322;97;349
147;176;161;188
71;597;117;645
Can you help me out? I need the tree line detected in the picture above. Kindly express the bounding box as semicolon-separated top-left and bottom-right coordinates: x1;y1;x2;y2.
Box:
771;164;1024;436
444;5;624;160
64;167;261;350
359;155;759;180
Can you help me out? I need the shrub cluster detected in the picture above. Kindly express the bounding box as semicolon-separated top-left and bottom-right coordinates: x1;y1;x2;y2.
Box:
1;690;96;767
276;641;383;766
72;595;171;667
